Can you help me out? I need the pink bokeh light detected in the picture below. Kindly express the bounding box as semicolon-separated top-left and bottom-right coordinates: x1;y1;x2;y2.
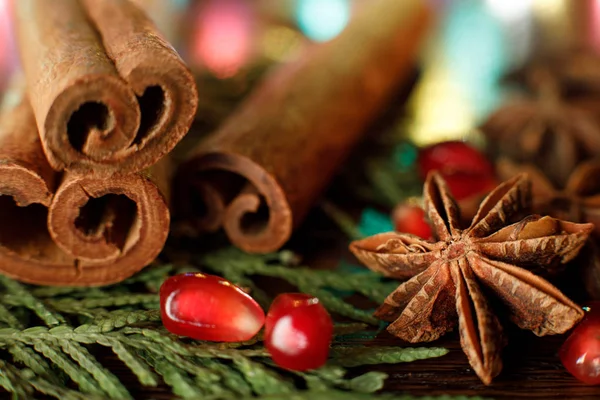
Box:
191;0;254;78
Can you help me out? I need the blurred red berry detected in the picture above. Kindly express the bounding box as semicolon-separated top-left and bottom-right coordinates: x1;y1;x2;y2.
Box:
392;203;432;240
160;273;265;342
418;141;494;178
442;171;498;201
560;302;600;384
265;293;333;371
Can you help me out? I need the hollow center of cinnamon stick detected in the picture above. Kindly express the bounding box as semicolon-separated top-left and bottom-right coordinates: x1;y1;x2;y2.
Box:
239;200;270;235
0;196;70;263
67;101;115;154
74;194;137;250
135;85;166;146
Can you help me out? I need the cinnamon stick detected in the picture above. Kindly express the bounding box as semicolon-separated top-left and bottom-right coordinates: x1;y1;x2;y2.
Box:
0;90;170;286
13;0;197;174
175;0;432;253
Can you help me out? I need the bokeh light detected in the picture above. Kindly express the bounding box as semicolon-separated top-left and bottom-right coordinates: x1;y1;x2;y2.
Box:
296;0;350;42
0;0;16;93
191;0;254;78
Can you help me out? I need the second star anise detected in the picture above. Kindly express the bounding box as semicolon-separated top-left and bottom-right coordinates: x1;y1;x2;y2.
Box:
350;172;592;384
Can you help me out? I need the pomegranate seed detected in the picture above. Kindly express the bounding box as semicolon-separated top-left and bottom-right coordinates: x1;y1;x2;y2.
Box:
442;171;498;201
160;273;265;342
392;202;432;240
560;302;600;384
265;293;333;371
417;141;494;178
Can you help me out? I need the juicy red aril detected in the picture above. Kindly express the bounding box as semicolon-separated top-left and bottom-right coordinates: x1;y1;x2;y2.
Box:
417;141;494;178
265;293;333;371
560;302;600;384
392;203;432;240
160;273;265;342
442;171;498;201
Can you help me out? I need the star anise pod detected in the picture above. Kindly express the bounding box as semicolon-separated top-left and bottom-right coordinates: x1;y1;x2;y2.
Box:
481;66;600;188
506;50;600;99
498;157;600;297
497;158;600;236
349;172;591;384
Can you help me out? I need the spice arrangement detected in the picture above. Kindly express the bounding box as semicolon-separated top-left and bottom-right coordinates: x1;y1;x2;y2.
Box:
0;0;197;285
1;0;600;398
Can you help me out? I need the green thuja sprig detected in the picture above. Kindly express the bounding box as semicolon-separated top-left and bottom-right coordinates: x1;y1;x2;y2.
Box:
0;248;450;399
199;247;398;325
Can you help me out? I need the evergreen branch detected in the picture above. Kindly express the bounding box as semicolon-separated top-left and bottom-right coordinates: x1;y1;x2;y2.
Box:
58;339;132;400
0;359;34;399
26;372;101;400
47;294;158;312
137;349;205;399
94;336;159;387
0;275;65;326
197;358;253;397
0;257;451;400
330;346;449;367
32;339;105;396
88;309;162;332
7;343;62;384
232;354;295;395
345;371;388;393
0;303;23;328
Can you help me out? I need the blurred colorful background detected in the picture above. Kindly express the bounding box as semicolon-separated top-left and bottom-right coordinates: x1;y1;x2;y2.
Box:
1;0;599;144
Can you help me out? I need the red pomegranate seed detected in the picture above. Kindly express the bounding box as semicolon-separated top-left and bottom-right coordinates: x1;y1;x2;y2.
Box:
265;293;333;371
441;171;498;201
417;141;494;178
392;202;432;240
560;302;600;384
160;273;265;342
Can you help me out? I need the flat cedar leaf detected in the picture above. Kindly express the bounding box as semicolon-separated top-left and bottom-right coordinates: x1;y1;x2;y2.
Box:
330;346;450;367
32;340;105;396
0;303;23;328
198;358;253;396
47;293;158;312
89;309;161;332
0;276;65;326
137;350;204;399
0;360;34;398
57;339;132;400
7;343;61;384
233;355;295;395
348;371;388;393
95;337;159;387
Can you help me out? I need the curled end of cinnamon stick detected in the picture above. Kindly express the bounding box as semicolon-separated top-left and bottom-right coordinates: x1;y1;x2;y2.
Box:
15;0;198;175
0;171;169;286
175;153;292;253
46;76;142;165
44;172;170;284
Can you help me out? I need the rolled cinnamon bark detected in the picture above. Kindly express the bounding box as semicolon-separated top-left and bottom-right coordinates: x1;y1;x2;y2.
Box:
175;0;432;253
0;90;170;286
13;0;197;174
